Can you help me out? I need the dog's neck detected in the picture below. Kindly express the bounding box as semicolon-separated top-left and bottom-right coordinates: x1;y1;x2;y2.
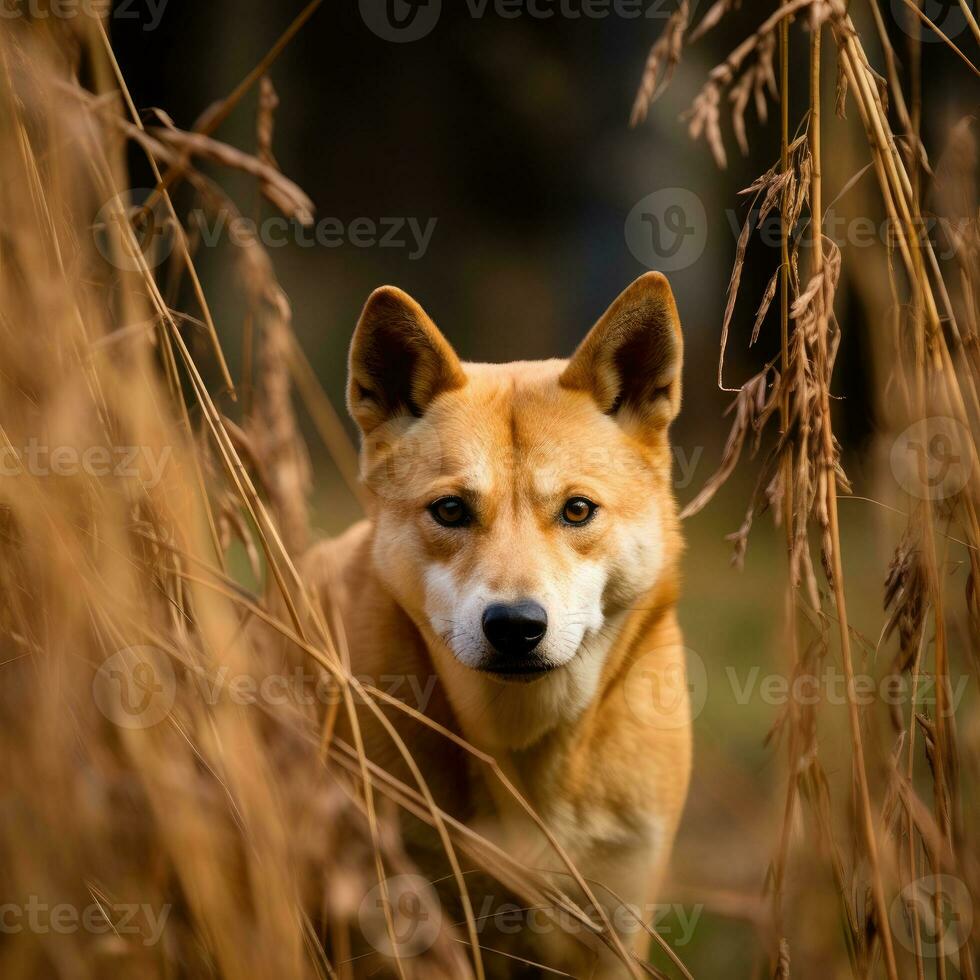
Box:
405;576;679;846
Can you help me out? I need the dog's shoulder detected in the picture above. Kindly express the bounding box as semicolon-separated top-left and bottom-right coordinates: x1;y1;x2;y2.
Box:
300;521;471;812
300;519;373;615
300;520;414;664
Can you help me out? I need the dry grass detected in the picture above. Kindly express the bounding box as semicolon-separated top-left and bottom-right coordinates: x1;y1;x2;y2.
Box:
634;0;979;976
0;11;669;980
0;2;976;979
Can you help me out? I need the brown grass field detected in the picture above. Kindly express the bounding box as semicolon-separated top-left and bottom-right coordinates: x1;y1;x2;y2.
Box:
0;2;978;978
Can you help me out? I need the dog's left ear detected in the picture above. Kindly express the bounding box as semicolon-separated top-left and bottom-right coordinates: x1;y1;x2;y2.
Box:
348;285;466;436
560;272;683;433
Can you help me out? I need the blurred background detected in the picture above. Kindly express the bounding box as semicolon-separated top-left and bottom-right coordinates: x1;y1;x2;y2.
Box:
106;2;978;974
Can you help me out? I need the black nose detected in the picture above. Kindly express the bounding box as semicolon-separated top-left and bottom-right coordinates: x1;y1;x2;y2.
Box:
481;601;548;658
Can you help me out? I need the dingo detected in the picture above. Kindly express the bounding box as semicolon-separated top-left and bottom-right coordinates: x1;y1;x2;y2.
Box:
303;272;692;977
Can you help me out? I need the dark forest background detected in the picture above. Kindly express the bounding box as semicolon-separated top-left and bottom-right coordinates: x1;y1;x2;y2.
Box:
110;0;970;524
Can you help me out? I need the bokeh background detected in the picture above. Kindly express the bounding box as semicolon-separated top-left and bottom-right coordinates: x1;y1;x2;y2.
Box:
107;2;978;974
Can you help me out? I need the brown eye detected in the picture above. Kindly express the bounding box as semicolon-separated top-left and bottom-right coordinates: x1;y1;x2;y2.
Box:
429;496;471;528
562;497;597;526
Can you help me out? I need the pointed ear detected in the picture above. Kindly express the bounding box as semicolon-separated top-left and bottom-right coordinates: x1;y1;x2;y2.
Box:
560;272;683;432
347;286;466;435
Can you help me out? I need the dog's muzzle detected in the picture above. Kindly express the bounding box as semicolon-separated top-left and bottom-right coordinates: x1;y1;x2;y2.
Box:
479;600;554;677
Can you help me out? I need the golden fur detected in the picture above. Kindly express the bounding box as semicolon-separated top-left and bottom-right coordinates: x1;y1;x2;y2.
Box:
303;272;692;977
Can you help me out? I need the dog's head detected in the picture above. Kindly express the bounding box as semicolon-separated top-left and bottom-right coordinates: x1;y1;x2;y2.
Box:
348;273;683;744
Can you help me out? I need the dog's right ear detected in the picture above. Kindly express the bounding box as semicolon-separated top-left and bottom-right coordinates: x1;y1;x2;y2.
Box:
560;272;683;435
348;286;466;436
